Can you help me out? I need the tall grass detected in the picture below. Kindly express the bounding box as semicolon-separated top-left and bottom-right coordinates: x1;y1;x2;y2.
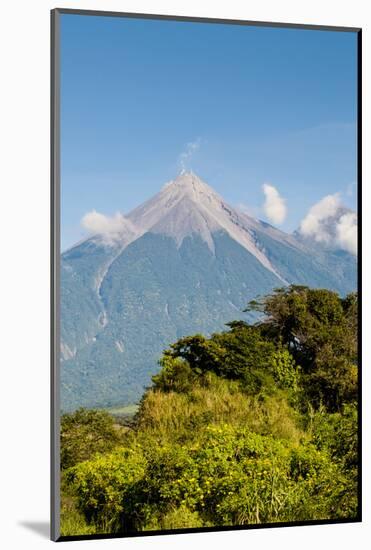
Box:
136;375;303;445
60;491;97;536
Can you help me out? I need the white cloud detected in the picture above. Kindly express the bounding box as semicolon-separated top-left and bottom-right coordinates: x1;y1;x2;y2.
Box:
81;210;131;244
300;193;341;243
336;212;357;255
262;183;287;225
179;138;201;171
299;193;357;255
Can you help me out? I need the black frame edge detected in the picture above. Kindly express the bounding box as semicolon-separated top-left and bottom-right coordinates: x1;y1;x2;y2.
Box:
57;517;361;543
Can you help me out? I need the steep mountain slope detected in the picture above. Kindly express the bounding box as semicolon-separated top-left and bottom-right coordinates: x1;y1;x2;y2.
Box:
127;172;281;275
60;219;138;361
60;172;357;410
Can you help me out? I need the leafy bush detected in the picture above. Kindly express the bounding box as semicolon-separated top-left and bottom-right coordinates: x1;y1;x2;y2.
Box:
152;354;196;393
66;446;147;533
311;403;358;470
67;424;352;533
61;408;122;470
271;346;301;391
144;505;204;531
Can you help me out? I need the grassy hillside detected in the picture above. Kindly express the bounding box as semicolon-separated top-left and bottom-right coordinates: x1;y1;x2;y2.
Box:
60;286;358;536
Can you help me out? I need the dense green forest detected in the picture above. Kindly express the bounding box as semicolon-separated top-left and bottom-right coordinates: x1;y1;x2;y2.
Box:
60;286;359;536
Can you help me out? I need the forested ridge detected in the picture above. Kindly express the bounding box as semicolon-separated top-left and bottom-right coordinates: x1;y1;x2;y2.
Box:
60;286;359;536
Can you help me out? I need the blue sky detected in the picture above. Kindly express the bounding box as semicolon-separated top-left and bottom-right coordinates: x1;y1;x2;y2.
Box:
60;14;358;250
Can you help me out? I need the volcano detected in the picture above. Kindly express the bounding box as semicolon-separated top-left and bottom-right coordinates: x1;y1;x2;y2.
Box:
60;172;356;410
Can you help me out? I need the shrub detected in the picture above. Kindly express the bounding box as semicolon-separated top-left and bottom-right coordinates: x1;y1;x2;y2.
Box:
67;424;354;532
66;446;146;533
152;354;196;393
311;403;358;470
61;408;122;469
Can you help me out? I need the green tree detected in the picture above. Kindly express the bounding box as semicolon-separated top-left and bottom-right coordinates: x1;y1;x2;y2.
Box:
151;354;196;393
156;326;295;396
248;286;358;410
61;408;122;469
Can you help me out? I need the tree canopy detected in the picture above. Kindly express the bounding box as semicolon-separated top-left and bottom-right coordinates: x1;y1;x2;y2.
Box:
248;286;358;410
61;408;122;470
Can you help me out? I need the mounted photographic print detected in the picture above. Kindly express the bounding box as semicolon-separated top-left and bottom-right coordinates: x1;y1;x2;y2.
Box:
51;8;361;541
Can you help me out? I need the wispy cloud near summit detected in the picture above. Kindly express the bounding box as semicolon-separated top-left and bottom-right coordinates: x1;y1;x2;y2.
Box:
178;138;201;171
